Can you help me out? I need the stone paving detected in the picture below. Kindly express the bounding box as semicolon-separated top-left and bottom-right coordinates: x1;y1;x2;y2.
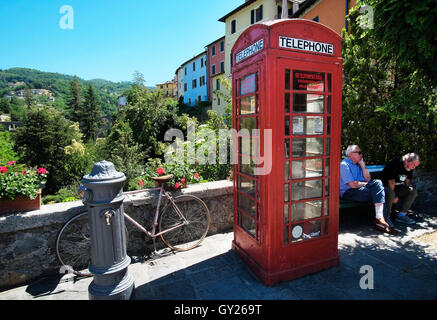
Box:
1;207;436;300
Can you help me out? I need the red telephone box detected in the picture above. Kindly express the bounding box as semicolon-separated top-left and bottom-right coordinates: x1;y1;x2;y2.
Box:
231;19;342;285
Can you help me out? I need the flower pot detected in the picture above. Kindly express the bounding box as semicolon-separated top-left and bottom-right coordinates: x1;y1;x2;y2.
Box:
0;190;41;215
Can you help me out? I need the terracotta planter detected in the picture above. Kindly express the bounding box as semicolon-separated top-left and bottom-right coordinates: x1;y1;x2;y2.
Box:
0;190;41;215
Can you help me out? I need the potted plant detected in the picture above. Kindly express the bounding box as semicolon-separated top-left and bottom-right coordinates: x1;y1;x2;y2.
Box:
0;161;48;214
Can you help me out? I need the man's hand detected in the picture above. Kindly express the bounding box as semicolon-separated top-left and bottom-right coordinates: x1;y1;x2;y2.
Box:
393;196;399;204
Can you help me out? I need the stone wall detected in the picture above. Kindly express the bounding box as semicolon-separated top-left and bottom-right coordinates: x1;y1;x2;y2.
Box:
0;180;234;290
412;170;437;209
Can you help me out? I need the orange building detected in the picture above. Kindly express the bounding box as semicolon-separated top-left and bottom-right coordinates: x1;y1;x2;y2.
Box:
293;0;358;35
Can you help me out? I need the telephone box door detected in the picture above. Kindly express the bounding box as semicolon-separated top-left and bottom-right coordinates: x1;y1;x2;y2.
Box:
279;58;341;261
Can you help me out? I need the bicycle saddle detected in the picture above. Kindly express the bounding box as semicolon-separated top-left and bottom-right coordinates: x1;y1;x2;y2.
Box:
152;174;174;183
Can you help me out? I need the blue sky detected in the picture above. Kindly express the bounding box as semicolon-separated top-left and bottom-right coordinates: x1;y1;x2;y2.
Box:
1;0;239;85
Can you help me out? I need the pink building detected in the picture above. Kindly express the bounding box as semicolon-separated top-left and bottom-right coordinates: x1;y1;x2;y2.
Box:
206;36;225;103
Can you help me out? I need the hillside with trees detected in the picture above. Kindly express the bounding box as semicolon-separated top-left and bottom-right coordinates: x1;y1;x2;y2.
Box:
0;67;133;116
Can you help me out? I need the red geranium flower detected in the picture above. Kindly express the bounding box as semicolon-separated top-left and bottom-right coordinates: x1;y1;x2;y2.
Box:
7;161;16;166
174;182;181;189
156;167;166;176
194;172;199;179
138;179;143;186
37;167;48;174
0;166;7;173
181;178;186;184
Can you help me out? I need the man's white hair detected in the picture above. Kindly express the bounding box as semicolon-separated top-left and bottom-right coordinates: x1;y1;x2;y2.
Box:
345;145;359;156
402;153;420;163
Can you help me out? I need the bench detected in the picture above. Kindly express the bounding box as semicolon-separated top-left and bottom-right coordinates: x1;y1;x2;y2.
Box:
339;165;385;210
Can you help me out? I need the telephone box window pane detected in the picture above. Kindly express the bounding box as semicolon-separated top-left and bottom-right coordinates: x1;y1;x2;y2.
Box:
292;138;324;158
327;96;331;113
284;183;289;202
293;70;324;91
327;74;332;92
293;94;324;113
284;204;289;224
285;69;290;90
292;116;324;135
291;221;322;242
241;213;256;238
325;179;329;196
239;136;251;155
327;116;331;135
324;218;329;235
240;73;256;95
302;220;322;241
239;175;257;199
285;93;290;113
240;96;256;114
291;200;322;222
325;158;330;177
292;159;323;179
285;117;290;136
292;180;323;201
284;160;289;181
239;194;256;217
240;155;255;176
324;199;329;216
285;139;290;158
239;117;257;131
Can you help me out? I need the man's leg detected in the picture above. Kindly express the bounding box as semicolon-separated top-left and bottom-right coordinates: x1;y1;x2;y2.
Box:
384;186;396;220
396;185;418;213
342;180;390;227
393;185;417;224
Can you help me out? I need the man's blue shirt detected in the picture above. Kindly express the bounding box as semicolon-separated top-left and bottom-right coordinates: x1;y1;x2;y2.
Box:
340;158;365;197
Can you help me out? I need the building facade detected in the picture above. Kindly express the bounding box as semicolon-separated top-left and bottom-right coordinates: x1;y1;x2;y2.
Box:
219;0;300;79
181;51;208;106
206;36;227;115
292;0;358;35
156;78;178;100
175;66;184;101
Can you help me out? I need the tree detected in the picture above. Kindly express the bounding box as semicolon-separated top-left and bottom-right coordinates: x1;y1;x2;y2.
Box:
0;128;18;165
14;106;89;194
342;5;437;170
120;85;178;159
0;97;10;114
366;0;437;85
102;120;146;188
66;76;83;123
82;84;102;142
24;88;35;108
132;70;145;86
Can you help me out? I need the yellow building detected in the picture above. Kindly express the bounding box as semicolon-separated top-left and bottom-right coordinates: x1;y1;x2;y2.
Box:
219;0;299;79
156;79;178;100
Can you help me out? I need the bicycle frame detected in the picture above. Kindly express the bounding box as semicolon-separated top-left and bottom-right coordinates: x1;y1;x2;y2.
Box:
123;184;187;239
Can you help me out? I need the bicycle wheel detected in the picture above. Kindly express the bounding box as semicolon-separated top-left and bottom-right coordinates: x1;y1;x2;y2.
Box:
159;195;211;251
55;210;92;277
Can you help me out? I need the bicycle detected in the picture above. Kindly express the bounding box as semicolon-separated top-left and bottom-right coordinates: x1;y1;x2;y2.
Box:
55;174;211;277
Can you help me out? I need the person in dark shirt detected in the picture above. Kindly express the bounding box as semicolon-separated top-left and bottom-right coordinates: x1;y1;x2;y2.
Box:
382;153;420;225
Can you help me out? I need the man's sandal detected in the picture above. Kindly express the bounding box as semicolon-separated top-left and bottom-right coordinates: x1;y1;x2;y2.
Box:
375;223;398;235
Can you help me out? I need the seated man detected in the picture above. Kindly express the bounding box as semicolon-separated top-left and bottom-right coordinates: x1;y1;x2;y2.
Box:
382;153;420;225
340;145;394;233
